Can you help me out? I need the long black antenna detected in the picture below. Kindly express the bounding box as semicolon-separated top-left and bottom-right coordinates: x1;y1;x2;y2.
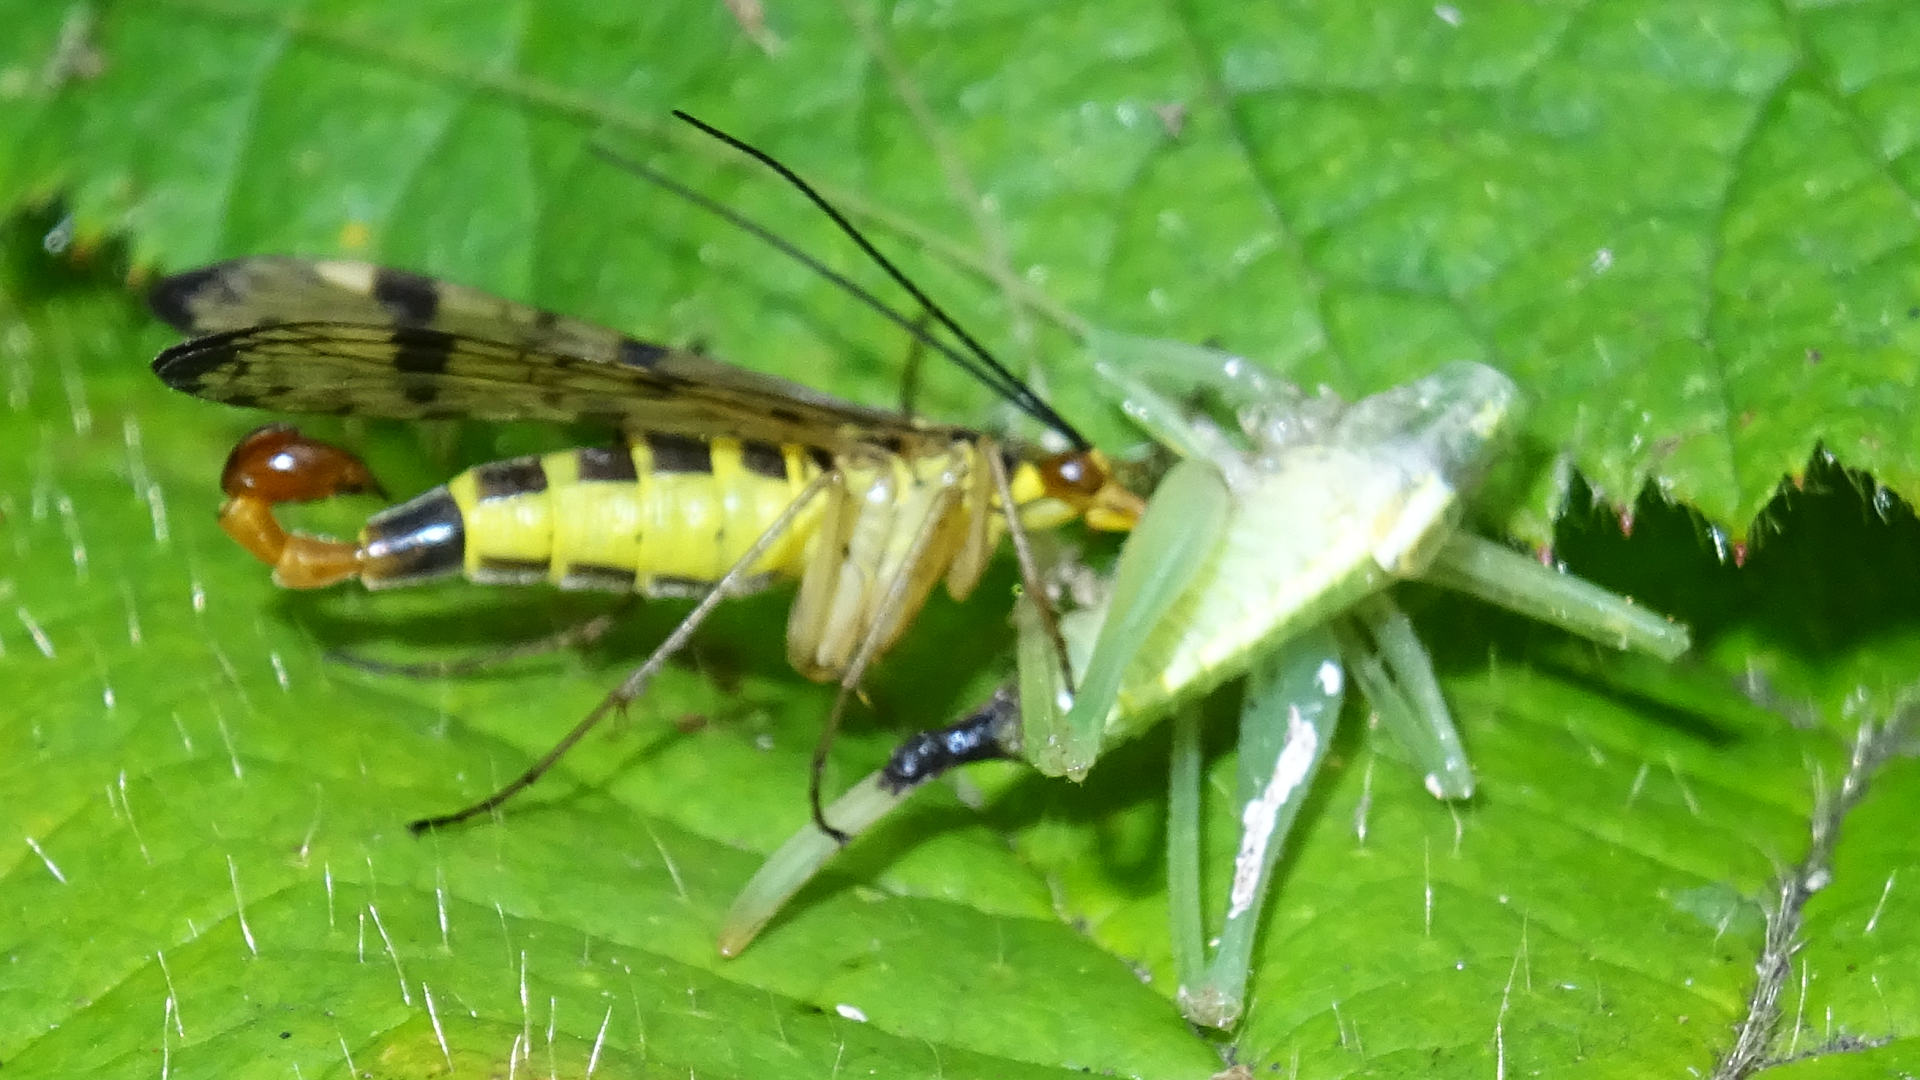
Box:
593;145;1041;434
666;110;1090;451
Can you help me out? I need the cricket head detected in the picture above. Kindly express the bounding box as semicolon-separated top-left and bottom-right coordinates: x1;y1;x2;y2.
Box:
1332;361;1521;500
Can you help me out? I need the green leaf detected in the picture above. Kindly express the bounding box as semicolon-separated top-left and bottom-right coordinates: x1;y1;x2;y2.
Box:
3;2;1920;1077
7;0;1920;535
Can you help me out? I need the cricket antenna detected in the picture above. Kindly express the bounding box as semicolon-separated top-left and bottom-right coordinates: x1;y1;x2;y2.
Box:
667;110;1091;451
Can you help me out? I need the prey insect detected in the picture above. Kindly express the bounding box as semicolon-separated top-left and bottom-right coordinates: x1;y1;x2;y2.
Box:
149;117;1142;836
720;332;1692;1029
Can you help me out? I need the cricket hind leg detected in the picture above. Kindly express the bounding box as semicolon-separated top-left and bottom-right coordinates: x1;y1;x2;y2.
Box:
408;471;837;833
1170;625;1344;1030
718;688;1020;957
879;685;1022;789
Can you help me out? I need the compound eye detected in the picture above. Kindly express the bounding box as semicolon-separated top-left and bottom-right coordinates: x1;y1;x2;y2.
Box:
1038;451;1109;501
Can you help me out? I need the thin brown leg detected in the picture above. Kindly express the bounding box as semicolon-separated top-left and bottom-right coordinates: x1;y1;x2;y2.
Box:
986;447;1076;697
410;471;838;833
329;602;632;679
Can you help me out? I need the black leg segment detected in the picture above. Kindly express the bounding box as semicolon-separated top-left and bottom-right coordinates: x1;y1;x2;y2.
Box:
879;687;1020;795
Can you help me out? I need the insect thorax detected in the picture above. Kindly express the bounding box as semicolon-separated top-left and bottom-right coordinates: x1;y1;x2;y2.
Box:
1081;362;1519;734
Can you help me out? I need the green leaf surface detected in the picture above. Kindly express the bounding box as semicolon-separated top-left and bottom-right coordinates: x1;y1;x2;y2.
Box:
3;2;1920;1077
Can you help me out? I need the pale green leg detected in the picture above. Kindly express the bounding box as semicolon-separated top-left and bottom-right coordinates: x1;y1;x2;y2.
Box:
718;692;1019;956
1028;457;1230;779
1088;327;1295;418
1085;328;1273;471
1166;704;1206;994
1170;625;1344;1030
1332;595;1475;800
1015;588;1073;766
1423;533;1691;660
716;771;908;957
1087;357;1238;464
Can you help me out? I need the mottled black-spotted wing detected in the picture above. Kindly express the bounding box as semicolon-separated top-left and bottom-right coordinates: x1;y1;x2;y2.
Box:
150;256;933;449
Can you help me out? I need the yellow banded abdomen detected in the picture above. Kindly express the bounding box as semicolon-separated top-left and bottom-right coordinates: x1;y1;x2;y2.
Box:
357;433;829;594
